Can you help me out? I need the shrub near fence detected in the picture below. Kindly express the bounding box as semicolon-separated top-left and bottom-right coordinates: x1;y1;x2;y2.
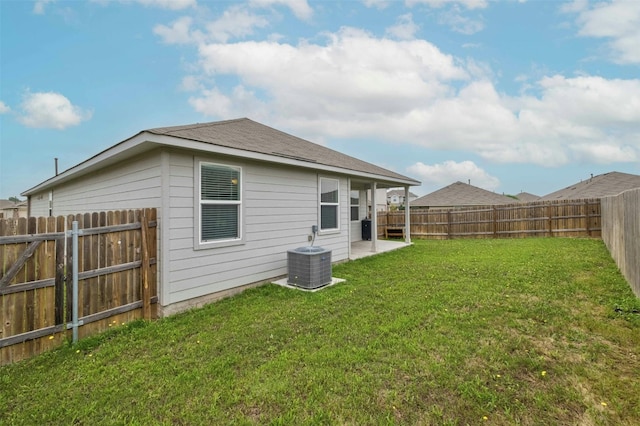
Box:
377;199;601;239
602;188;640;298
0;209;157;365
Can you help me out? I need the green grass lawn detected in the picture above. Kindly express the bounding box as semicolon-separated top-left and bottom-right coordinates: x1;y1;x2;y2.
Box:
1;238;639;425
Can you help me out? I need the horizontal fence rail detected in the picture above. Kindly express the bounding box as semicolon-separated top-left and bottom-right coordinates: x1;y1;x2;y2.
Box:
378;199;601;239
0;208;157;365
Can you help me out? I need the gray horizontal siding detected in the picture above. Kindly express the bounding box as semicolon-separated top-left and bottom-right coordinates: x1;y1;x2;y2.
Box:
46;152;163;216
28;191;50;217
165;152;349;306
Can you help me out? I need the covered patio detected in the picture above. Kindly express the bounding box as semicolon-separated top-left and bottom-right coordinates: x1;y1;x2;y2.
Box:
349;239;411;260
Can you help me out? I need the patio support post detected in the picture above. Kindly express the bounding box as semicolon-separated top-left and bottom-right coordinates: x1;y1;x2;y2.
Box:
404;185;411;244
371;181;377;253
347;178;352;260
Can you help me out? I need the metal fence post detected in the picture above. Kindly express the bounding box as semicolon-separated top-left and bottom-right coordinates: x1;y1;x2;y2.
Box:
71;221;80;343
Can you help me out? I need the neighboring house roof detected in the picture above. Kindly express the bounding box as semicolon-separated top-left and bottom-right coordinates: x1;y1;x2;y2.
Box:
411;181;514;208
0;200;15;209
386;189;418;198
0;200;26;209
515;192;540;202
539;171;640;200
0;200;28;219
23;118;420;195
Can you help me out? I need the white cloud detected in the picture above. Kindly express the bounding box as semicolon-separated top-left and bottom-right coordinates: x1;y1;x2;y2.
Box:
406;0;488;10
154;16;198;44
569;143;637;164
154;6;269;44
206;5;270;43
18;92;91;130
249;0;313;20
407;160;500;192
568;0;640;64
406;0;485;34
438;5;484;34
33;0;54;14
194;27;467;111
91;0;196;10
560;0;588;14
0;101;10;114
362;0;390;9
133;0;196;10
385;13;419;40
180;75;203;91
534;75;640;125
177;24;640;168
189;87;232;117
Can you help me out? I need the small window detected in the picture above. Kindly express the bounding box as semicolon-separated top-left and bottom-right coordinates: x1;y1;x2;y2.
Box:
199;162;241;243
320;177;339;231
350;190;360;221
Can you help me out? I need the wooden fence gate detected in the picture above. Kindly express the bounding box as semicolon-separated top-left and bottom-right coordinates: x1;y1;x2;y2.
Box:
0;209;157;365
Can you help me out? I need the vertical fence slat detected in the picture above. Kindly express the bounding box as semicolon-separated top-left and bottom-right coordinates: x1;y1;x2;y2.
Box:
54;217;65;326
148;208;158;316
141;209;151;320
106;211;116;311
122;211;131;309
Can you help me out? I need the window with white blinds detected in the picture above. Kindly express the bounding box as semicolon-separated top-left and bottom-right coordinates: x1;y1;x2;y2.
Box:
199;162;241;243
320;177;339;231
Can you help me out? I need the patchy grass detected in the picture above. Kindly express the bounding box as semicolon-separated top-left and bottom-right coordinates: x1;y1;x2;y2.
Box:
1;238;639;425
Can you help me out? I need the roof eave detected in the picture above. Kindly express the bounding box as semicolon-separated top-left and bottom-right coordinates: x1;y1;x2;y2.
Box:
22;132;420;196
22;131;156;196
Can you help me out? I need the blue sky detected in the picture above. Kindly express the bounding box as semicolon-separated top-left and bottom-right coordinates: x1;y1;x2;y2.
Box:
1;0;639;200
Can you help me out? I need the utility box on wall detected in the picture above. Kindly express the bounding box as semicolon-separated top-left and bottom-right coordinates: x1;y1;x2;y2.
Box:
287;246;332;289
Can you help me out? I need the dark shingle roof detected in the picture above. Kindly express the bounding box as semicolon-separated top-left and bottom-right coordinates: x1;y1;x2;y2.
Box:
539;171;640;200
411;181;514;207
147;118;419;184
22;118;420;197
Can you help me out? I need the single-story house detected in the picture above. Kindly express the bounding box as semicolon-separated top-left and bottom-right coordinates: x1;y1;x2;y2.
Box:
22;118;420;315
539;171;640;200
368;188;389;212
387;189;419;208
411;181;514;209
0;200;28;219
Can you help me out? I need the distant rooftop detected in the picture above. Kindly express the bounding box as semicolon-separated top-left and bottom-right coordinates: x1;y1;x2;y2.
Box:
387;189;418;198
0;199;27;209
540;171;640;200
515;192;540;202
412;181;514;208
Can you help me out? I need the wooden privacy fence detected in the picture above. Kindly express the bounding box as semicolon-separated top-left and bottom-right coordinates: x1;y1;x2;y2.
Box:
378;199;601;239
0;209;157;365
601;189;640;298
